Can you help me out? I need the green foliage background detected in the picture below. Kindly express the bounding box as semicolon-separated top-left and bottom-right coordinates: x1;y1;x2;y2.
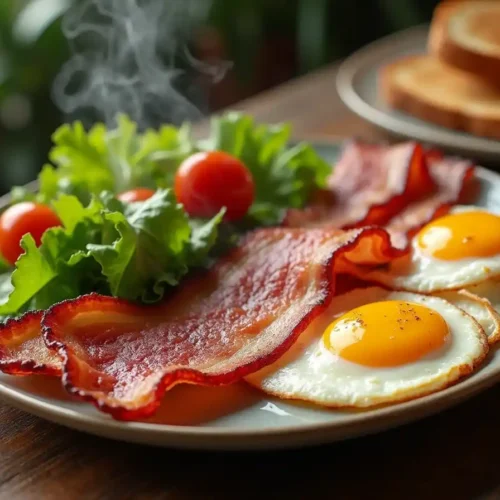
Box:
0;0;438;194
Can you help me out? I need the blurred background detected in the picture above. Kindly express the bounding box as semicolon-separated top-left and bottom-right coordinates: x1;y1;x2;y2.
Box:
0;0;439;194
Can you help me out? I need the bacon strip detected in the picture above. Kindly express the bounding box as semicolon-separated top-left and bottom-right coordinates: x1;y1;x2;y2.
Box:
0;312;61;376
39;227;399;420
284;141;474;248
284;140;431;228
386;156;474;247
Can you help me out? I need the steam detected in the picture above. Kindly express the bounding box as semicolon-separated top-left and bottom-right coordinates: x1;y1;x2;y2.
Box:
52;0;231;128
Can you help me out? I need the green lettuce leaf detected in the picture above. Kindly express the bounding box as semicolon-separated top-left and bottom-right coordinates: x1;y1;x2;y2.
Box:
52;194;103;232
23;115;193;205
135;122;193;187
47;121;115;202
89;190;199;302
0;235;58;315
188;210;226;267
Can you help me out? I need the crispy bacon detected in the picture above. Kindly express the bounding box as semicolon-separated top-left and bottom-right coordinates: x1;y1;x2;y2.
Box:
284;141;474;248
284;140;431;228
386;156;474;247
0;311;61;376
40;227;400;420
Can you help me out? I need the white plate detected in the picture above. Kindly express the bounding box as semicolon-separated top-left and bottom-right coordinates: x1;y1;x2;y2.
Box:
336;25;500;165
2;142;500;451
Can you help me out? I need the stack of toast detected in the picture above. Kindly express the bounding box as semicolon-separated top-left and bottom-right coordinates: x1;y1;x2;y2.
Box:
380;1;500;140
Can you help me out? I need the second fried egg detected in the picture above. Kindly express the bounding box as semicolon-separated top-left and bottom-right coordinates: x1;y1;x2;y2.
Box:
245;287;488;407
348;206;500;292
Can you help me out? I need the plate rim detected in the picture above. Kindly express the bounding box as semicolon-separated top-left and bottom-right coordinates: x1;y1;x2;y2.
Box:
335;24;500;159
2;144;500;450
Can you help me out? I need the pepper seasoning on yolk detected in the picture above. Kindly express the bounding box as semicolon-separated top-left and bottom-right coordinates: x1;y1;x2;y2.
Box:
322;300;450;367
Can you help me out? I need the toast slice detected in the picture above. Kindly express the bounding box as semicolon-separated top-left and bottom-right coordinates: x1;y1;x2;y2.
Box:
429;1;500;86
380;54;500;139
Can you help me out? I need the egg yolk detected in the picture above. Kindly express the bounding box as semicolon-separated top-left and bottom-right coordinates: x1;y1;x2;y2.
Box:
416;210;500;260
322;300;449;367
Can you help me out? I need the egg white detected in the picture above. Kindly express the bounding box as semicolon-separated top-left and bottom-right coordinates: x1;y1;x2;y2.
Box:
347;205;500;293
435;279;500;345
245;287;488;408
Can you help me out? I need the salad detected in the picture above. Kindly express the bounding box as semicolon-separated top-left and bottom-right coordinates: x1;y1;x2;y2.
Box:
0;112;331;320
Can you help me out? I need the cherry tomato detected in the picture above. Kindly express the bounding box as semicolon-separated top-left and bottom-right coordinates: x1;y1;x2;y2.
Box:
117;188;155;203
0;202;61;265
174;151;255;221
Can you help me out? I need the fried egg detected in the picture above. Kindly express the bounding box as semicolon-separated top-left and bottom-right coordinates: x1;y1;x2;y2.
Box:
435;279;500;345
245;287;488;407
348;206;500;292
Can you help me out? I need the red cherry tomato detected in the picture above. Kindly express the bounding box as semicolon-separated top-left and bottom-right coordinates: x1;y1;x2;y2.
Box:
0;202;61;265
174;151;255;221
117;188;156;203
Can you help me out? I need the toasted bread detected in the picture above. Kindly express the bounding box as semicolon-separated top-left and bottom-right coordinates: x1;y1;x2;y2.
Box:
429;1;500;86
380;54;500;139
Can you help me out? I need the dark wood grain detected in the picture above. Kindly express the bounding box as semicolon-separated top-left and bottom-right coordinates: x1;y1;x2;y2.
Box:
2;386;500;499
0;63;495;500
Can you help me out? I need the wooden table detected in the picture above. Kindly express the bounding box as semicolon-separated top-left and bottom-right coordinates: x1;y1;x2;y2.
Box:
1;64;499;500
